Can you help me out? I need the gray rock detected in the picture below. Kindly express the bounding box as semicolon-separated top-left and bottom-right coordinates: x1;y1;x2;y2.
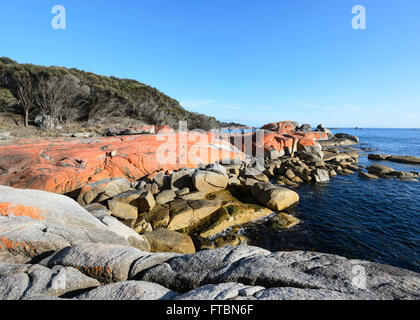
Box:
367;163;395;175
72;132;91;138
298;124;313;132
175;282;265;300
34;115;54;129
264;148;282;160
312;169;330;183
77;177;132;205
93;214;150;251
387;155;420;165
84;203;111;217
335;133;359;143
0;262;100;300
139;245;270;292
171;169;193;191
297;143;324;161
138;246;420;300
22;295;68;300
75;281;178;300
0;186;137;262
205;163;228;176
178;191;206;201
297;151;323;162
134;180;147;190
386;171;417;179
137;191;156;213
175;188;190;196
192;170;228;193
368;154;391;161
315;124;333;137
128;252;181;279
228;175;241;186
155;190;177;205
253;287;363;300
251;182;300;211
0;215;130;263
359;171;379;179
139;204;170;230
153;172;171;190
143;228;196;254
41;243;148;284
244;167;269;182
167;199;221;231
107;200;138;220
0;131;12;139
245;178;259;187
0;185;107;230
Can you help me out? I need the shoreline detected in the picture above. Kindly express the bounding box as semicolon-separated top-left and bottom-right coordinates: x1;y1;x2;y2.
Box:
0;121;419;300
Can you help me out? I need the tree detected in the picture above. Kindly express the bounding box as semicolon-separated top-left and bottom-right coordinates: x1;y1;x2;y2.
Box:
14;71;35;127
87;90;127;125
34;73;80;128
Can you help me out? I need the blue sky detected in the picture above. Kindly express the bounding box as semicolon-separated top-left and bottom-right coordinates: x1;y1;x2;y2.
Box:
1;0;419;128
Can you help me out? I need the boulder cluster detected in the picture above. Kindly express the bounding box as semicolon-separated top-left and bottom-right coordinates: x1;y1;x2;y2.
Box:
360;162;420;181
1;183;419;301
1;241;419;300
1;121;419;300
74;161;301;253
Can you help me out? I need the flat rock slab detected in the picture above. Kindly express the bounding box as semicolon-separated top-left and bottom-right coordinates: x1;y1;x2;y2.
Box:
368;163;395;175
138;246;420;299
144;228;196;254
0;186;107;230
175;282;265;300
41;243;148;284
0;186;140;262
75;280;178;300
0;134;244;195
253;287;367;300
368;154;420;165
387;155;420;165
359;171;379;179
0;216;130;263
1;245;419;300
78;178;132;206
0;262;100;300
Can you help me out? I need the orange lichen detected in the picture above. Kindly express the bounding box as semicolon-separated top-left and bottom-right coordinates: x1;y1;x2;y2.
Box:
0;202;45;220
0;236;14;249
0;121;328;195
0;236;34;252
0;133;244;195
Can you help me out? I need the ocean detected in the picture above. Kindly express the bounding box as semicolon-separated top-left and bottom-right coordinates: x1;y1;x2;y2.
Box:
243;128;420;273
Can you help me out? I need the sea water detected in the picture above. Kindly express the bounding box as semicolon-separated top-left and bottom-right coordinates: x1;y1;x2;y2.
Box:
244;128;420;273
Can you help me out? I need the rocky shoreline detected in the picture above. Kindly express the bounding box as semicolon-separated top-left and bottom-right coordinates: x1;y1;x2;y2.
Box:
1;121;419;300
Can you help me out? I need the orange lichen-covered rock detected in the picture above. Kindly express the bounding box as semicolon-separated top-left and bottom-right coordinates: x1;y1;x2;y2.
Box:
0;185;142;261
261;121;298;134
0;202;45;220
0;133;244;195
297;136;318;149
155;125;173;134
244;122;328;157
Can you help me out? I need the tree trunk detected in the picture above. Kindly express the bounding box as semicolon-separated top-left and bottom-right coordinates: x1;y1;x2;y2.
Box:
24;109;29;127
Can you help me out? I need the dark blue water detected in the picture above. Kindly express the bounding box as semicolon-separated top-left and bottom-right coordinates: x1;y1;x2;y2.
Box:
244;128;420;273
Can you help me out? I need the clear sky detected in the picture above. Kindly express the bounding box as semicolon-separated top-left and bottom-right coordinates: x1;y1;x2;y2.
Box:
1;0;419;128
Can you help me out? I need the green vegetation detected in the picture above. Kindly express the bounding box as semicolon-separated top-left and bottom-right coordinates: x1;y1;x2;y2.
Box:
0;57;245;130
